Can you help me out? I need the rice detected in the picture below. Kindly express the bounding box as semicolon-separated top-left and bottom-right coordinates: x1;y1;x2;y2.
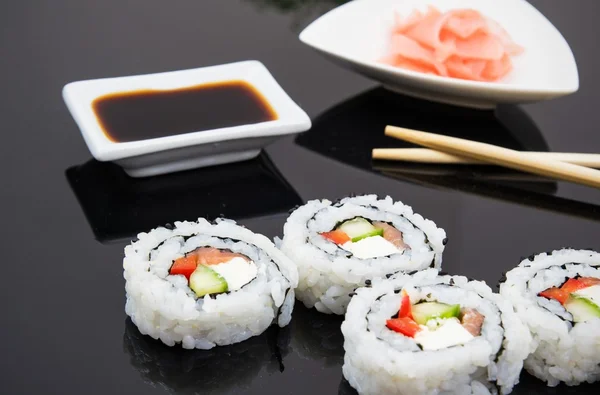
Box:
342;269;532;395
280;195;446;314
123;218;298;349
499;248;600;386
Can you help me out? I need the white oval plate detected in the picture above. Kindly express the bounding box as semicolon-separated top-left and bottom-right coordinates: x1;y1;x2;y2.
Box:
300;0;579;108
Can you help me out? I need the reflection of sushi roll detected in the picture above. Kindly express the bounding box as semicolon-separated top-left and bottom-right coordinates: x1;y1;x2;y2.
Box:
123;318;291;394
499;249;600;386
338;378;358;395
280;195;446;314
291;304;345;366
342;269;531;395
124;218;298;349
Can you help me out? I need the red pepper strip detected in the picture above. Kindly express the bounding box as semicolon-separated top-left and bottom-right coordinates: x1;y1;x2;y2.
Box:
386;317;421;338
562;277;600;294
320;230;351;245
169;255;198;280
539;287;570;305
578;277;600;287
399;290;414;320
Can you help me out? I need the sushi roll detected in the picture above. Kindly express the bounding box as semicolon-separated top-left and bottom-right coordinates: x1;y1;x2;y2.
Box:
280;195;446;314
342;269;532;395
499;249;600;386
123;218;298;349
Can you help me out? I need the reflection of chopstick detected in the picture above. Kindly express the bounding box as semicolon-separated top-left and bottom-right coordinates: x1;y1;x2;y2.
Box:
373;148;600;168
373;163;556;183
383;126;600;189
376;166;600;223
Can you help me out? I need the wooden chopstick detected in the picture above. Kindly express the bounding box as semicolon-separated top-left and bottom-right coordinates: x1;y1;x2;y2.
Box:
372;148;600;168
384;126;600;189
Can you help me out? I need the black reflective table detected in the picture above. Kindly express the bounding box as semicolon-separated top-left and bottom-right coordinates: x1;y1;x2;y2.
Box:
2;1;600;394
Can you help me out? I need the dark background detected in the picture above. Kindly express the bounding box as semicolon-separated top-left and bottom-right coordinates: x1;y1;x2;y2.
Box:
1;1;599;394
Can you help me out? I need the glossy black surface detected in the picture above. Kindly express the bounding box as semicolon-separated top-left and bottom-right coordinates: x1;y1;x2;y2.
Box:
2;1;600;394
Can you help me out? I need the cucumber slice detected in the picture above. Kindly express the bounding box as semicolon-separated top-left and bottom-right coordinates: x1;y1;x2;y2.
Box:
573;284;600;306
351;228;384;242
189;265;228;297
412;302;461;325
565;295;600;323
338;218;379;241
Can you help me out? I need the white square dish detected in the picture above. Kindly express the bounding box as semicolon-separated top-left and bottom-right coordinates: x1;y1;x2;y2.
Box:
299;0;579;108
63;61;311;177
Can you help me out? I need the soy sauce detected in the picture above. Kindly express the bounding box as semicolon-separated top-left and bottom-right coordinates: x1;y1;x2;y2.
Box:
92;80;277;143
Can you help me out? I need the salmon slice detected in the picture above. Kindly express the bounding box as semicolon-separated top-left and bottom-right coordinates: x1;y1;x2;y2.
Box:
460;308;484;336
481;53;512;81
393;9;425;34
381;6;522;82
446;56;489;81
403;9;455;61
373;222;409;250
394;6;441;33
453;31;505;60
191;247;250;265
485;19;524;56
444;9;488;39
380;55;439;75
387;34;448;75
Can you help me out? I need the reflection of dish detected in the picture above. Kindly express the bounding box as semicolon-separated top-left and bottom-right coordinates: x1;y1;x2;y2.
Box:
296;86;549;170
299;0;578;108
66;152;302;243
123;318;291;394
290;304;345;366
